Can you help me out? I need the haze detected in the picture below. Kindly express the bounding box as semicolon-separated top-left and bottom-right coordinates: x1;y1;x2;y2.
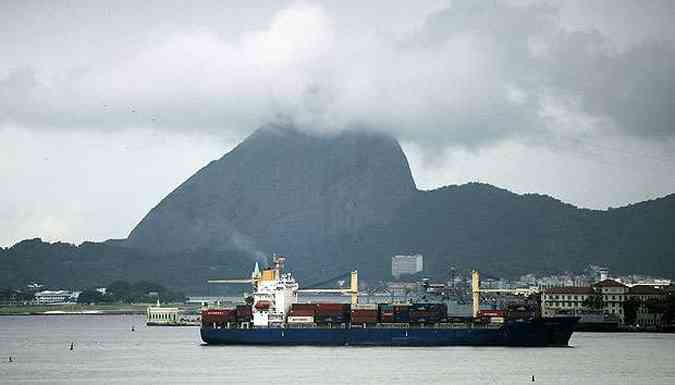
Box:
1;0;674;247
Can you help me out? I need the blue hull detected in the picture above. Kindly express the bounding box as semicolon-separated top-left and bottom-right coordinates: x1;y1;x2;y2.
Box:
201;317;578;347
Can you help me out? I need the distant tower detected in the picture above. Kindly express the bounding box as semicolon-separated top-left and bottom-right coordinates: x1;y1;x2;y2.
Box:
599;268;609;282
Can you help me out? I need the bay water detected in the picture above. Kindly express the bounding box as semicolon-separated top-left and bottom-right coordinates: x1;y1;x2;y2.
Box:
1;315;673;385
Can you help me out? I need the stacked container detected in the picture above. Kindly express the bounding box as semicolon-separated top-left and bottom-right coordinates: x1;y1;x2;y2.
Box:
201;308;236;328
287;316;315;324
315;303;350;324
289;303;318;317
351;303;378;325
235;305;253;322
393;305;410;323
409;303;448;324
378;304;394;323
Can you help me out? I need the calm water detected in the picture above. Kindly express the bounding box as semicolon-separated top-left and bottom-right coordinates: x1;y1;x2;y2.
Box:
1;315;674;385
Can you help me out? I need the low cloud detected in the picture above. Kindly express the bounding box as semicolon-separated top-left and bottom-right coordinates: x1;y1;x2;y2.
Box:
1;0;673;150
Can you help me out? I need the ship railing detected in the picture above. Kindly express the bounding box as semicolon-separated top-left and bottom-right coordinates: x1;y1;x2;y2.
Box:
376;323;410;328
286;323;318;328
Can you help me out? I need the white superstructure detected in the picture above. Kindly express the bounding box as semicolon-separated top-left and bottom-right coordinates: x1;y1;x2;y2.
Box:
208;256;358;327
250;257;299;327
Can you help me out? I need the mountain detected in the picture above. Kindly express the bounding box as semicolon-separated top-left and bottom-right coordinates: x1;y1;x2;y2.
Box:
2;126;674;291
125;125;417;255
319;184;675;280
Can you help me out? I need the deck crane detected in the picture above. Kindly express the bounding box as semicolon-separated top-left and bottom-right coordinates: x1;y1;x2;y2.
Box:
297;270;359;305
208;256;360;305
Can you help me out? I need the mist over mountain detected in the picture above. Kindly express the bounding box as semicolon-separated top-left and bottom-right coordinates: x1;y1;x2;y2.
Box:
2;127;674;291
125;125;417;255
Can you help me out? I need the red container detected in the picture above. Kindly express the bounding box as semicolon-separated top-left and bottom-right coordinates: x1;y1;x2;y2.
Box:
316;303;350;316
201;309;236;324
289;309;316;317
351;309;378;324
478;309;505;318
316;303;350;312
292;303;319;311
380;314;394;323
351;309;378;316
235;305;252;320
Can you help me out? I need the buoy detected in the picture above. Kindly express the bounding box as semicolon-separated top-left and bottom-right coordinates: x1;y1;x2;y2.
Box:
532;375;535;382
70;342;74;351
8;356;12;362
131;326;135;332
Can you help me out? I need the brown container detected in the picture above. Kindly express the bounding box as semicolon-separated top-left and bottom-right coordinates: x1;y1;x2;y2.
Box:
289;309;316;317
236;305;252;316
478;309;505;318
201;308;236;323
316;303;349;311
292;303;319;311
351;309;378;316
351;309;378;324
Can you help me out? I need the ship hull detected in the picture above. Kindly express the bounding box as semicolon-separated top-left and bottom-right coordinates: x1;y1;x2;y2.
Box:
201;317;578;347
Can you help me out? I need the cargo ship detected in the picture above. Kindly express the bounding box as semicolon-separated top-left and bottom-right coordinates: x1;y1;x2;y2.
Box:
201;257;579;346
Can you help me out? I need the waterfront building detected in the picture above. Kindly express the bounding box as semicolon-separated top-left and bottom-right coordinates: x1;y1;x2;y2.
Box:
595;279;628;322
541;287;595;317
34;290;80;305
146;305;181;325
542;279;629;323
391;254;423;278
628;285;668;329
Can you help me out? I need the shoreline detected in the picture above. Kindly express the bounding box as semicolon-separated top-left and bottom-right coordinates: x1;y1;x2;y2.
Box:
0;303;193;316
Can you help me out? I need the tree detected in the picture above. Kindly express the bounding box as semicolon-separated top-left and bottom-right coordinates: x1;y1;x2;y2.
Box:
77;290;103;304
582;292;604;310
622;298;641;326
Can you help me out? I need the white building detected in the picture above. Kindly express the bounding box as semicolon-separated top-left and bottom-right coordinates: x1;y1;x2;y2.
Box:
34;290;80;305
391;254;423;278
146;306;181;325
542;279;629;323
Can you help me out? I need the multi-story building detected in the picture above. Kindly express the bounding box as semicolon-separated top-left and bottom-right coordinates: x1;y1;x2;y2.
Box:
541;287;595;317
34;290;80;305
542;279;629;323
595;279;629;321
391;254;423;278
628;285;668;329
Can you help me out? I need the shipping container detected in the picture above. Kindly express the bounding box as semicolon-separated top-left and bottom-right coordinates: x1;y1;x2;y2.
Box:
315;314;348;324
351;303;378;310
287;316;314;323
393;305;410;323
351;309;378;324
316;303;350;312
201;308;236;327
316;303;350;317
235;305;252;321
289;309;316;317
478;309;506;318
292;303;318;311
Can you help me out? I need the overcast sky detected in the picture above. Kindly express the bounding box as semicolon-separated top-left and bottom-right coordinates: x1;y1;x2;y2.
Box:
1;0;674;247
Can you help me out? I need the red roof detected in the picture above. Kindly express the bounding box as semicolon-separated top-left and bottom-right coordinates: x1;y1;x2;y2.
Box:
544;287;595;295
594;279;628;288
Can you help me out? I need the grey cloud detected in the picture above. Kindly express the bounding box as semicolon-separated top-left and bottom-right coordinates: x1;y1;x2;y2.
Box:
0;0;673;148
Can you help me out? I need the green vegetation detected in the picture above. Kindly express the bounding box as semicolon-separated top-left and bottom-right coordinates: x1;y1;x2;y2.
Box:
77;280;186;304
582;293;604;310
622;298;642;325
